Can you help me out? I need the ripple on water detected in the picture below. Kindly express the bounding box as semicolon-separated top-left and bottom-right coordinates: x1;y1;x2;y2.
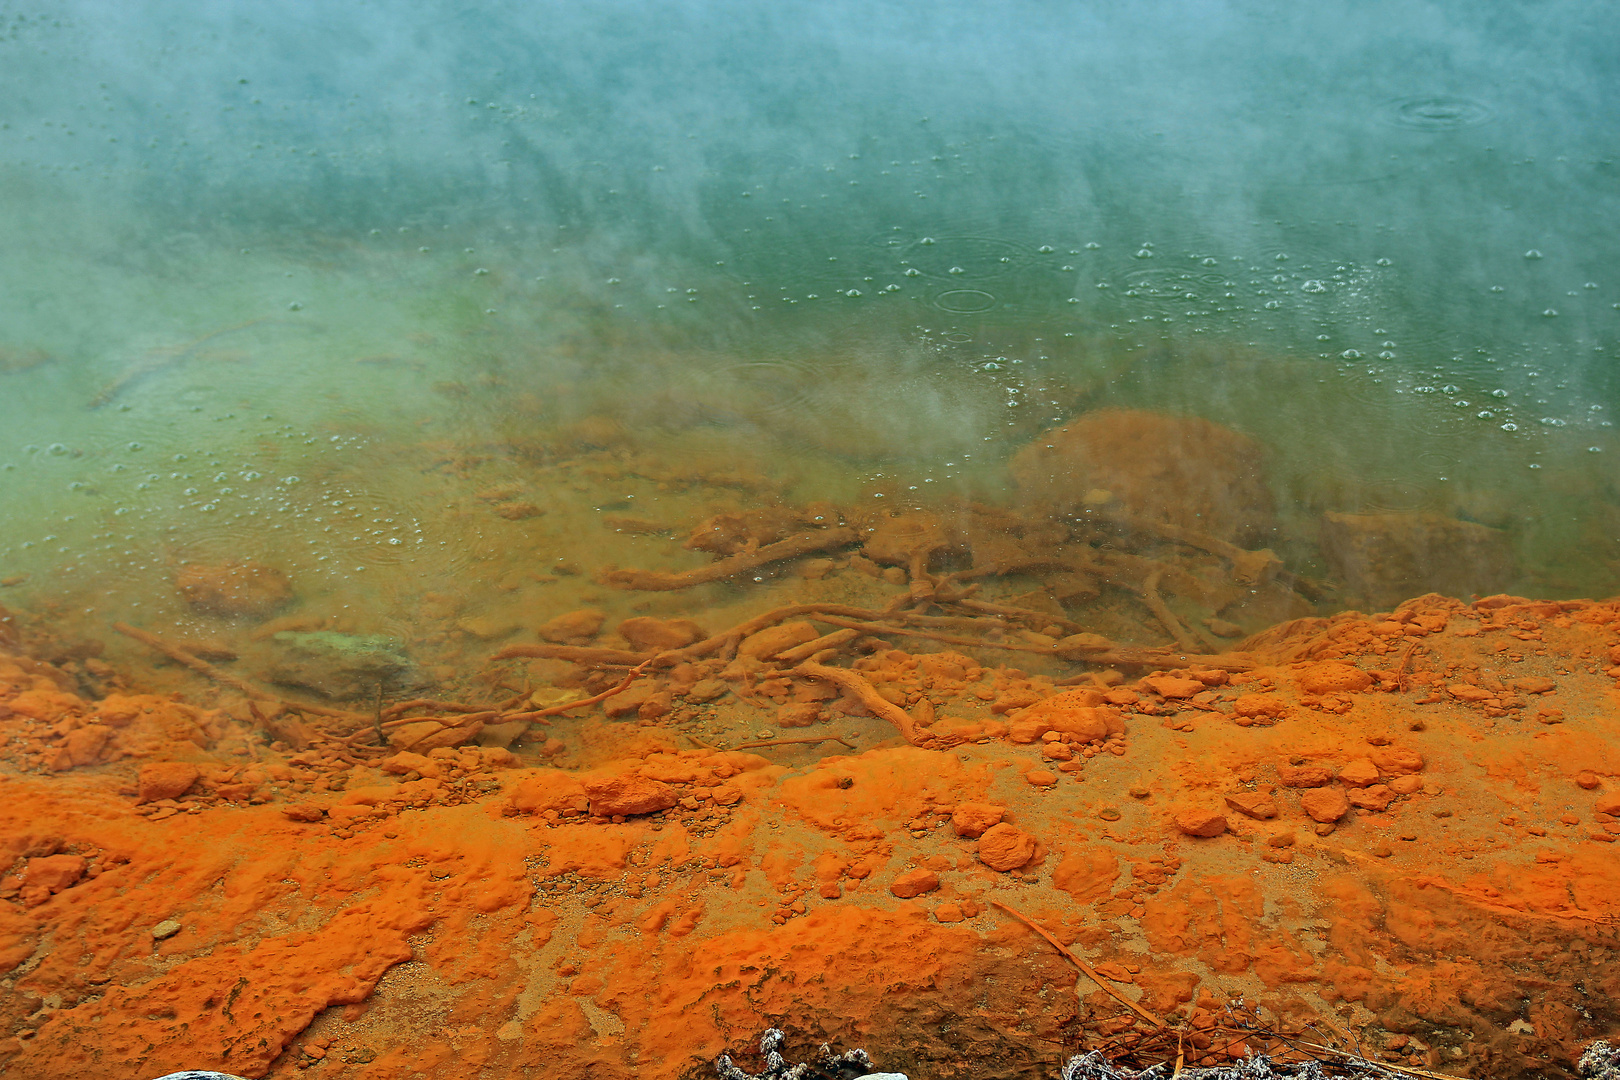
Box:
933;289;998;314
1115;267;1231;312
902;236;1033;281
689;356;823;422
1384;95;1493;131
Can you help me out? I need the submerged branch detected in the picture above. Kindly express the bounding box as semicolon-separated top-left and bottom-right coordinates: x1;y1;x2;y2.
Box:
599;527;857;591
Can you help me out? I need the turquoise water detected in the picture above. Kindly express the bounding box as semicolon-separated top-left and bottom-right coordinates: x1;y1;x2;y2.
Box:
1;2;1617;647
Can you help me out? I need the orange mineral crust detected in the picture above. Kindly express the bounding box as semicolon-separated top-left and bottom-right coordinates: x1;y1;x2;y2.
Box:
0;594;1618;1078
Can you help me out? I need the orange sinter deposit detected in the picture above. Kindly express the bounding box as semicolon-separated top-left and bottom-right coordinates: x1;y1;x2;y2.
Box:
0;589;1618;1080
0;405;1616;1080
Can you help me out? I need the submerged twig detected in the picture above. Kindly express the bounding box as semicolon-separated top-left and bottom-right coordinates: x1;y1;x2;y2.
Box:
599;527;857;591
731;734;856;750
991;899;1166;1029
1140;570;1215;654
492;643;651;666
527;659;657;717
794;660;926;745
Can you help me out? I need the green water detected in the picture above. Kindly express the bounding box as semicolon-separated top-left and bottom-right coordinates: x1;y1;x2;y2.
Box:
1;2;1617;660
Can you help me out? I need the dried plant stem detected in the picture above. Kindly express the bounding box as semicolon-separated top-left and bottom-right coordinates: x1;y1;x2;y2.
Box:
990;899;1166;1030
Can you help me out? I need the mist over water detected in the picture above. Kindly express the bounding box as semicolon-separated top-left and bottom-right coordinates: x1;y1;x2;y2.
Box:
2;0;1619;631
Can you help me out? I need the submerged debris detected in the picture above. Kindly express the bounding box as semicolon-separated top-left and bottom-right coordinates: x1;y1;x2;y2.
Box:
1061;1052;1328;1080
1580;1041;1620;1080
715;1029;889;1080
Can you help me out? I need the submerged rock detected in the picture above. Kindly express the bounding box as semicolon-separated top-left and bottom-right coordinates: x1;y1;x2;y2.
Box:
1009;408;1275;545
1319;511;1514;608
174;562;292;619
265;630;418;700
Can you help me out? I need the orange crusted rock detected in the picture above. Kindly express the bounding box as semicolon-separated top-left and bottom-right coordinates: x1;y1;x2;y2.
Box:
1594;792;1620;816
175;561;292;619
7;689;85;721
1387;774;1423;795
929;717;1008;743
861;510;962;567
387;716;484;753
1143;675;1202;700
977;823;1036;871
685;508;801;554
776;703;821;728
601;680;663;719
1300;787;1350;823
889;868;940;899
59;725;114;769
951;802;1004;838
1277;762;1333;788
1370;747;1424;775
1233;693;1288;720
1295;662;1373;695
1006;690;1123;744
1337;758;1381;788
94;694;145;726
24;854;85;894
137;762;199;803
380;751;437;777
1224;792;1279;819
1174;809;1228;837
1346;784;1395;812
581;773;677;817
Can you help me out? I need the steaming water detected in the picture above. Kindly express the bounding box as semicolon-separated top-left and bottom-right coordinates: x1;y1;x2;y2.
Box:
2;1;1618;641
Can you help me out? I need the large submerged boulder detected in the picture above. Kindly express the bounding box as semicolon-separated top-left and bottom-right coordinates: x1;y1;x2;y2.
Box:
1319;511;1514;608
175;561;292;619
1008;409;1275;545
265;630;419;700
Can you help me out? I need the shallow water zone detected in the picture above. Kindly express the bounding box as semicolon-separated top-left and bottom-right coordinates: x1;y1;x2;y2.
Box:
1;4;1619;1080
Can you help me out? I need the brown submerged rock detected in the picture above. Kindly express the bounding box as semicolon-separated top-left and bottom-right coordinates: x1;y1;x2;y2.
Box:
539;608;606;644
617;616;705;651
175;561;292;619
1009;408;1275;544
1319;511;1514;608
